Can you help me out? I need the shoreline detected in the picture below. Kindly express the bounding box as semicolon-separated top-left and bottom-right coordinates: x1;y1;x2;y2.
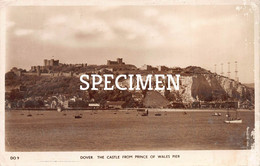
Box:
5;108;254;113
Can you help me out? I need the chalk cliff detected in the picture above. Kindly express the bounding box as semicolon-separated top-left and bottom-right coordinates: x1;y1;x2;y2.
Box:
175;74;254;103
119;66;254;104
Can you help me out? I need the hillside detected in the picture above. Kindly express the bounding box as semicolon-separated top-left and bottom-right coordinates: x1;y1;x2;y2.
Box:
244;83;254;89
5;65;254;109
143;91;170;108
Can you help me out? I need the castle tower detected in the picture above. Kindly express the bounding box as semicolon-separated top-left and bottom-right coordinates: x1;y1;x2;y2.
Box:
50;59;54;66
36;66;41;76
44;59;48;66
117;58;123;64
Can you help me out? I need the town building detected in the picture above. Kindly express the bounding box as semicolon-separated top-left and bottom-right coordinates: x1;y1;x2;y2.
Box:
88;103;101;109
158;66;169;71
132;92;144;102
105;101;126;109
11;67;25;76
139;65;158;71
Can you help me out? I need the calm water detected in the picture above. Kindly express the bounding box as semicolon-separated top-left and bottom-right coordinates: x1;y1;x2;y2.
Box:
5;109;255;151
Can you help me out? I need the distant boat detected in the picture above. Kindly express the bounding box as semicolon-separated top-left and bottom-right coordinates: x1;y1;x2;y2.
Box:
224;109;242;124
224;119;242;124
74;115;82;119
139;109;149;116
212;112;221;116
27;110;32;117
57;106;62;112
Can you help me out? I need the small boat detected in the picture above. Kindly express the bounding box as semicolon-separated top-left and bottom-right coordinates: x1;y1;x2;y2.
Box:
27;110;32;117
57;106;62;112
74;115;82;119
140;109;149;116
224;119;242;124
212;112;221;116
224;109;242;124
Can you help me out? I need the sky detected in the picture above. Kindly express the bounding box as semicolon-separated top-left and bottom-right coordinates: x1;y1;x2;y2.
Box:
6;6;255;83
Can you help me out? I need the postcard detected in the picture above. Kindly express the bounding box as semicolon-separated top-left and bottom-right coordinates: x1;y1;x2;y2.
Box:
0;0;259;165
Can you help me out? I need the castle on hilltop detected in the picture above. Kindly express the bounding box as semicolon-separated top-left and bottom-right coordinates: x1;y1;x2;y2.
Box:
107;58;125;66
30;59;60;74
44;59;59;66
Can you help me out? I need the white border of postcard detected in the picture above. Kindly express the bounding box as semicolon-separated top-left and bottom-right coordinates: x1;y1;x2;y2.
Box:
0;0;259;166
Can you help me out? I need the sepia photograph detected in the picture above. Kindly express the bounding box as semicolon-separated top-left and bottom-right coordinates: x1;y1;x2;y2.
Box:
1;1;259;165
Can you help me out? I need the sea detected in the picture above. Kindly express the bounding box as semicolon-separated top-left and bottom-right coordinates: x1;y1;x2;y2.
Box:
5;109;255;151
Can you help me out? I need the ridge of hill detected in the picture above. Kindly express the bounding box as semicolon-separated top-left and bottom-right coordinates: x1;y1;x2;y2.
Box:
5;65;254;109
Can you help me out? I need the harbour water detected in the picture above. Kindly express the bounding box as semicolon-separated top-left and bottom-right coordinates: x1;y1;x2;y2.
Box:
5;109;254;151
